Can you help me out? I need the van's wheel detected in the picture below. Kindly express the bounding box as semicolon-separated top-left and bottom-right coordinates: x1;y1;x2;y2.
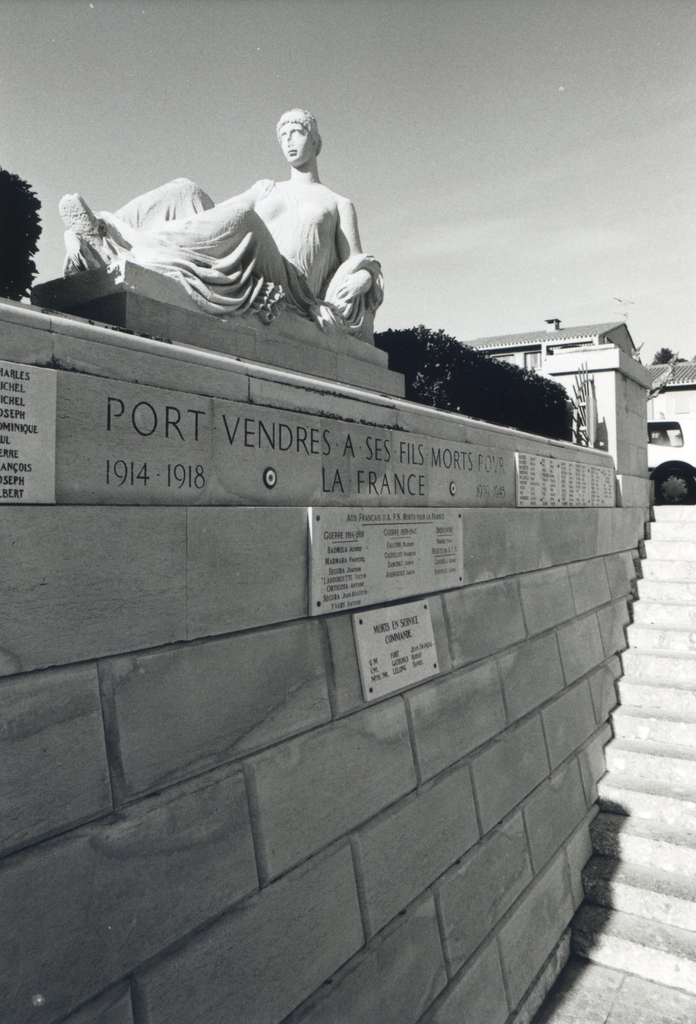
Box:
653;467;696;504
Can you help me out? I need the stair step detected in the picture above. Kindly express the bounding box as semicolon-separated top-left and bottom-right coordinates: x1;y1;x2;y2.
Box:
591;812;696;879
606;738;696;785
627;623;696;653
612;706;696;748
617;677;696;715
651;522;696;542
654;507;696;522
645;540;696;561
622;648;696;682
634;601;696;629
643;559;696;582
638;579;696;603
583;855;696;932
572;904;696;994
598;772;696;831
618;975;696;1024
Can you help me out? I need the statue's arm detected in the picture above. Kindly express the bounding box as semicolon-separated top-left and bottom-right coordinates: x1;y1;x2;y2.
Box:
336;199;363;262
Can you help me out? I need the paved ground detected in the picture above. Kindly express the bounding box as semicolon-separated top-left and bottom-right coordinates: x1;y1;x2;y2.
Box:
532;954;696;1024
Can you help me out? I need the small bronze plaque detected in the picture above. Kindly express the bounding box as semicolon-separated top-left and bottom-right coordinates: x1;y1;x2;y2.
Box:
353;600;439;700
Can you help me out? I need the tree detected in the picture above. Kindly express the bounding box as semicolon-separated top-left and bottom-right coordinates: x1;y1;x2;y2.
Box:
0;168;42;301
652;348;677;364
375;325;571;440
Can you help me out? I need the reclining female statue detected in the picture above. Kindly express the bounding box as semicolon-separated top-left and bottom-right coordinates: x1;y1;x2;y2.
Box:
59;109;383;339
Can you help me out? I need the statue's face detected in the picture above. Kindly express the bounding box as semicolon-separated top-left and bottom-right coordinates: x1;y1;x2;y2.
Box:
279;122;315;167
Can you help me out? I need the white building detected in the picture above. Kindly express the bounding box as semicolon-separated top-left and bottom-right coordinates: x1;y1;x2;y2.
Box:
648;362;696;420
464;319;639;370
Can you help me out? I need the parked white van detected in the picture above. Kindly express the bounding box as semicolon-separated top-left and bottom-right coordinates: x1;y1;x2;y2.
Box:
648;419;696;503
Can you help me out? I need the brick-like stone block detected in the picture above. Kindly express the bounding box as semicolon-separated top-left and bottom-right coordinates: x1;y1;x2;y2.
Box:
404;661;506;782
518;567;575;636
587;662;619;724
504;509;542;577
541;680;597;769
460;509;508;583
598;598;630;658
52;330;250;403
325;613;364;716
596;508;614;556
429;593;454;677
244;699;416;881
506;927;571;1024
0;663;111;856
577;722;612;804
0;766;257;1024
436;812;532;973
568;558;611;615
497;851;574;1009
497;633;565;724
445;578;526;668
62;983;133;1024
556;613;605;685
98;621;331;801
471;716;549;834
604;552;632;600
186;506;307;639
419;939;509;1024
539;510;598;567
523;759;588;871
0;316;54;365
134;843;363;1024
0;507;186;676
285;894;447;1024
352;764;479;936
564;811;596;910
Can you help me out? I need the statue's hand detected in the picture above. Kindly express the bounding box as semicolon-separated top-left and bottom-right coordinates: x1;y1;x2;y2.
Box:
332;267;372;304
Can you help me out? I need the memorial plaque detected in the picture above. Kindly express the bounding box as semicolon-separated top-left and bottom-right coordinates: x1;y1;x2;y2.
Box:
308;506;463;615
353;600;439;700
0;359;56;503
515;453;614;507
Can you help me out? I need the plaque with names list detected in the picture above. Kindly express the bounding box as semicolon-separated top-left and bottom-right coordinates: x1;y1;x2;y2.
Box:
308;506;464;615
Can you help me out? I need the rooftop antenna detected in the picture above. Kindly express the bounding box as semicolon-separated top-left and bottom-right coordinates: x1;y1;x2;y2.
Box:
613;296;634;321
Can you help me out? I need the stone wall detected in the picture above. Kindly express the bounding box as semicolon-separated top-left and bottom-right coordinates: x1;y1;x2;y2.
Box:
0;299;648;1024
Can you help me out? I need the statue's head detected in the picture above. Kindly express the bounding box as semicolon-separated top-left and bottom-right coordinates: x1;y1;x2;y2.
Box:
276;109;322;159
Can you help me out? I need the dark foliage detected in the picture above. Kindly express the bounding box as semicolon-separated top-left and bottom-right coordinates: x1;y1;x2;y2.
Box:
652;347;686;365
375;325;571;440
0;167;42;301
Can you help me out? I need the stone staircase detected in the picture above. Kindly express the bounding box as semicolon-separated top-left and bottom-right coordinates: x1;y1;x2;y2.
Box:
573;505;696;997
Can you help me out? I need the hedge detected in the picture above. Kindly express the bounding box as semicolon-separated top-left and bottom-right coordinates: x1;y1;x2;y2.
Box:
375;325;571;441
0;168;42;301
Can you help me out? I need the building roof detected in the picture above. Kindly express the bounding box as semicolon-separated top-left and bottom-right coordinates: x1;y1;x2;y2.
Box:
465;322;626;350
650;361;696;387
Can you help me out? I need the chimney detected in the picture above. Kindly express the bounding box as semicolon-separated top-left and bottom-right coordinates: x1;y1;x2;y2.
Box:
545;318;561;332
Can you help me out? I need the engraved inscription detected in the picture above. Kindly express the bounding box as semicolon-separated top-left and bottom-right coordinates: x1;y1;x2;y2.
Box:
0;360;56;503
516;453;614;507
55;374;211;505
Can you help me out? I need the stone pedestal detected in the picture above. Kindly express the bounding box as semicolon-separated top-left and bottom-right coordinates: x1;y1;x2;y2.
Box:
32;263;404;397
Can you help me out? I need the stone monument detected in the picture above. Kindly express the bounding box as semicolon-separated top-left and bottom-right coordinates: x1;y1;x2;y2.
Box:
32;109;394;391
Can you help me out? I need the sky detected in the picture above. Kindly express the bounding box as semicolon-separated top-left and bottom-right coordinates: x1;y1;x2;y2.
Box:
0;0;694;362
